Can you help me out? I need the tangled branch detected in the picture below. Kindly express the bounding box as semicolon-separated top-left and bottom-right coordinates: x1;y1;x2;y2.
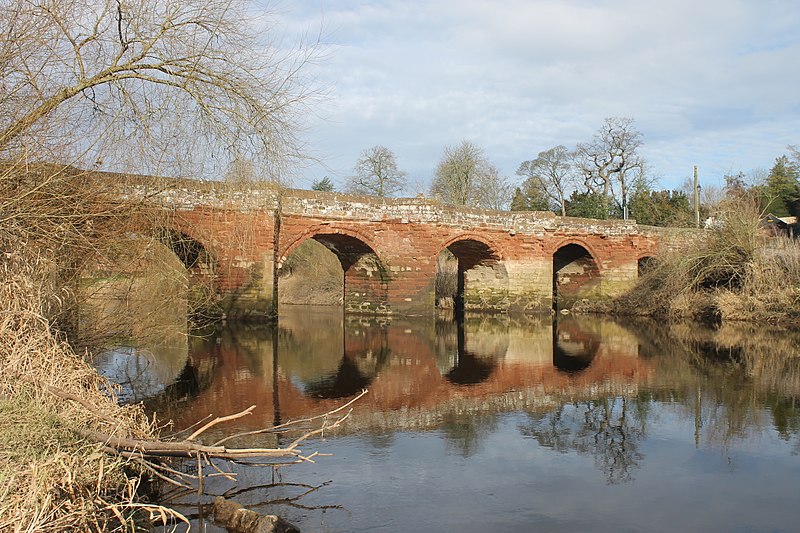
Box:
45;383;368;494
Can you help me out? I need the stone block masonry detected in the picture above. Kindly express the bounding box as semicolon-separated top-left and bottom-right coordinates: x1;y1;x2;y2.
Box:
111;173;679;319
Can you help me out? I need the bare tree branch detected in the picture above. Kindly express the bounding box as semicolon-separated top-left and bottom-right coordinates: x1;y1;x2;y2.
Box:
0;0;324;181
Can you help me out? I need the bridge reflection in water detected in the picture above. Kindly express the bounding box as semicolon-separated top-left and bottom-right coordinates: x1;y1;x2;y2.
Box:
142;308;650;441
100;307;800;532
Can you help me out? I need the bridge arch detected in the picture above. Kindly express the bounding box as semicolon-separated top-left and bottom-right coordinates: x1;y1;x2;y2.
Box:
159;228;215;278
637;254;655;277
552;318;600;373
280;225;383;265
280;227;390;314
438;234;509;313
552;240;601;311
77;230;201;342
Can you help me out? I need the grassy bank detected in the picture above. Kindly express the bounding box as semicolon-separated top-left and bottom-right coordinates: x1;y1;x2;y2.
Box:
0;162;181;531
0;253;179;531
614;198;800;325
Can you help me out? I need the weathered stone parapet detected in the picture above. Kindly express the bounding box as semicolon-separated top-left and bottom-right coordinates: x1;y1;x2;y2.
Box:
118;172;642;238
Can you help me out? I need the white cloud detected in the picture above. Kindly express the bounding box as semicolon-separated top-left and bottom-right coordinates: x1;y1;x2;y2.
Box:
268;0;800;191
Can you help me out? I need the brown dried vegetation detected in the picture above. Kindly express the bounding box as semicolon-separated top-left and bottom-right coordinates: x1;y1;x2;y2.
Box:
0;160;188;530
616;196;800;324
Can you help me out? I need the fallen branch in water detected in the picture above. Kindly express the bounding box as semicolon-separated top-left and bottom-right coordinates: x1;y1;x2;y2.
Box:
43;383;368;494
212;496;300;533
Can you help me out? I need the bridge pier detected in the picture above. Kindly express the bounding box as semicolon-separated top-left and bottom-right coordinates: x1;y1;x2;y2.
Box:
343;254;391;314
383;261;437;316
597;259;639;302
505;258;554;313
215;252;276;319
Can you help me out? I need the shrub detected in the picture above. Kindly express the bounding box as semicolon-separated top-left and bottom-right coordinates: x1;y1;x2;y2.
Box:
616;196;800;324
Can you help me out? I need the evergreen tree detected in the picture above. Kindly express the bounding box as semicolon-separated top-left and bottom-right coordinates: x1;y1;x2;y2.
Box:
629;189;692;226
312;176;335;192
509;185;550;211
565;191;620;219
763;155;800;216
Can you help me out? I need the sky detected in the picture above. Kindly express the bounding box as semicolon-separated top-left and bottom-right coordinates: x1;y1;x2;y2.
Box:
270;0;800;195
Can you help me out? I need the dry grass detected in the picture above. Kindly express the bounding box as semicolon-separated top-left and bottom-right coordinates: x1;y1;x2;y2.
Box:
0;159;188;531
436;249;458;309
0;253;186;532
279;238;343;305
616;197;800;324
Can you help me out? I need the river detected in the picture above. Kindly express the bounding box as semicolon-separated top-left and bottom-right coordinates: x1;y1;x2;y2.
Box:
95;306;800;532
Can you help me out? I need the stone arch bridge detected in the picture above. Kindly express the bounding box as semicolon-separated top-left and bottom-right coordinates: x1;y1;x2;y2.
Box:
119;175;676;318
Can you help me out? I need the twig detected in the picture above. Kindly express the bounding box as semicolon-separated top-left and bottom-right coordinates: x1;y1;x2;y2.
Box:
38;383;367;496
169;413;213;439
197;453;204;495
272;389;367;432
285;408;353;450
208;458;237;482
222;480;331;499
212;389;367;447
186;405;255;441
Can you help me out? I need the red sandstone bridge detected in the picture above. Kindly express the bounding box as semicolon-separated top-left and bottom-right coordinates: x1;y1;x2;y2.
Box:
119;174;673;318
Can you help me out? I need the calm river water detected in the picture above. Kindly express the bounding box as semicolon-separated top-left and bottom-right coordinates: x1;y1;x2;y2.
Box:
96;307;800;532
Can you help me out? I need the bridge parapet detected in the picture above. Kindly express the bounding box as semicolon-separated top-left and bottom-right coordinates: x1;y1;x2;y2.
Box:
118;173;643;237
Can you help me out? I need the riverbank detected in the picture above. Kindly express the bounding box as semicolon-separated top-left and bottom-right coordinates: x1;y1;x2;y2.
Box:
611;200;800;326
0;254;176;531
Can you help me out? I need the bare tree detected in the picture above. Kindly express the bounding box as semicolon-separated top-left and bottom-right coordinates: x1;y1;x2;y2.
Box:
477;164;512;210
346;145;406;197
517;145;577;216
224;156;257;184
0;0;321;181
574;117;644;218
789;145;800;167
431;140;506;209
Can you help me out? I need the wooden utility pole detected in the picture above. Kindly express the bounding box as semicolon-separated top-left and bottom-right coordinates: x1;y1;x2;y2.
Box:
694;165;700;228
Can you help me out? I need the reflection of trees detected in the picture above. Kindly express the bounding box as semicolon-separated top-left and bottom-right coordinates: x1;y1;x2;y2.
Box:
440;412;498;457
521;397;645;484
625;317;800;451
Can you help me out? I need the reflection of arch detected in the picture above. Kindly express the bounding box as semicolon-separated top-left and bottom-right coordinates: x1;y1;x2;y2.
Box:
442;319;497;385
150;353;218;407
301;324;391;398
304;358;373;399
552;318;600;373
281;228;390;314
439;235;509;313
552;242;600;311
445;351;494;384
